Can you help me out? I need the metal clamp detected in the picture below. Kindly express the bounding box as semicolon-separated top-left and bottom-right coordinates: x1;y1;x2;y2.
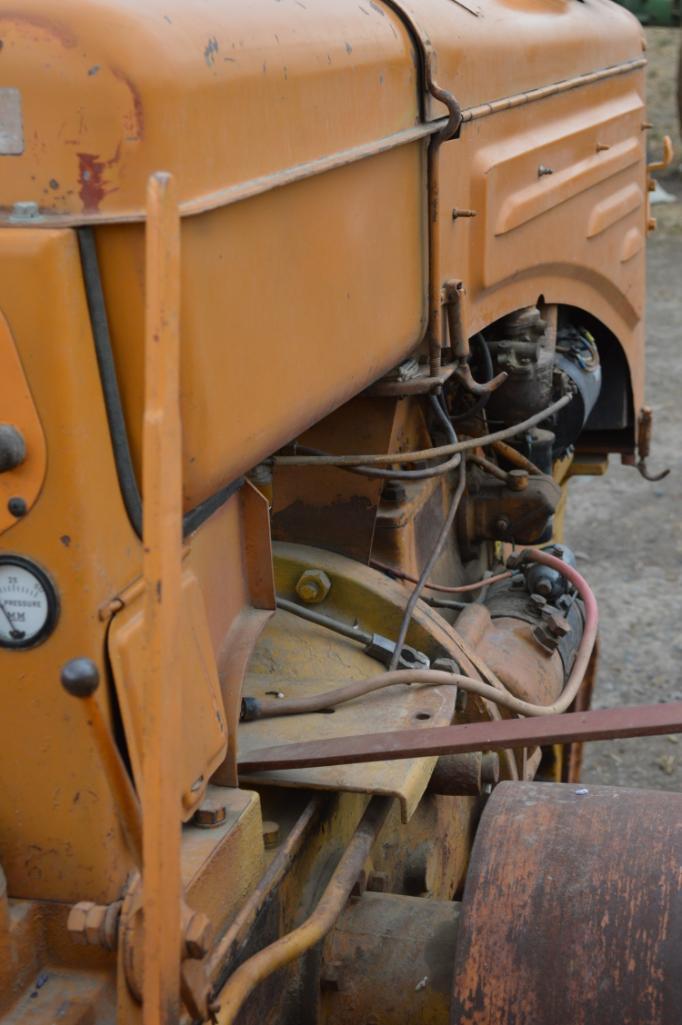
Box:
364;634;430;672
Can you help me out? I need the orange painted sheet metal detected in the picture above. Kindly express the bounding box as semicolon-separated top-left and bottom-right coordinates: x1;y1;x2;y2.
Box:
0;229;139;904
440;72;647;410
0;0;419;222
0;311;46;535
0;1;644;225
389;0;645;120
99;144;428;509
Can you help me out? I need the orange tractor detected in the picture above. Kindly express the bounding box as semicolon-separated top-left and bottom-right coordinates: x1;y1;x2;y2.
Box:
0;2;679;1024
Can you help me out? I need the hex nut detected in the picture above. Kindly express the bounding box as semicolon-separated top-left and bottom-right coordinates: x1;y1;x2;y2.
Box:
192;803;227;829
67;901;95;945
67;900;121;951
295;569;332;604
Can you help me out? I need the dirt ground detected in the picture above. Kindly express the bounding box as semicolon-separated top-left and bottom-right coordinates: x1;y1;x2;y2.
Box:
565;27;682;790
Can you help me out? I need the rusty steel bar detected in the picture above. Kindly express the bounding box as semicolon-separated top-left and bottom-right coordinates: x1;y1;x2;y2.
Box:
460;58;646;124
60;659;143;868
207;795;326;986
141;171;183;1025
212;796;393;1025
238;700;682;773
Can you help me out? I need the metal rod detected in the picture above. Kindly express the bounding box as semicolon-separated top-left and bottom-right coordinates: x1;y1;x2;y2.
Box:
208;795;326;987
212;797;393;1025
238;701;682;773
142;171;183;1025
275;597;371;646
8;60;645;229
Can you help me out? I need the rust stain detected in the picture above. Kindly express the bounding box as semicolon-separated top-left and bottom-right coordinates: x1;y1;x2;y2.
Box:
77;145;120;213
0;11;77;47
111;67;145;141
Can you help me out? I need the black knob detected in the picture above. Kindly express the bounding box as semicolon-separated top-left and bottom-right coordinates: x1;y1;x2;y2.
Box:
61;658;100;698
0;424;26;472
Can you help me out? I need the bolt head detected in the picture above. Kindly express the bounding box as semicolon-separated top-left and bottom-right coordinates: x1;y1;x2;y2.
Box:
192;803;227;829
295;569;332;604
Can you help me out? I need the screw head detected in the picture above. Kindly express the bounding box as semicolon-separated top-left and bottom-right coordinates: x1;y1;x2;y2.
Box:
61;658;100;698
295;569;332;604
7;496;27;517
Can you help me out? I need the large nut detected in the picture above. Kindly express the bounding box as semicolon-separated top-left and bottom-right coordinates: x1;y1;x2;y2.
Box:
192;802;227;829
67;901;95;945
295;569;331;604
67;900;121;951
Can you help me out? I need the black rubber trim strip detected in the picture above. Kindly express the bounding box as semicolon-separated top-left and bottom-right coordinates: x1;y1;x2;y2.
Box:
78;227;143;537
77;227;245;540
182;476;245;536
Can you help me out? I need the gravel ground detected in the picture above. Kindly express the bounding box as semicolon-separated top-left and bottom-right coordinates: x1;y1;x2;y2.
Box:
565;28;682;790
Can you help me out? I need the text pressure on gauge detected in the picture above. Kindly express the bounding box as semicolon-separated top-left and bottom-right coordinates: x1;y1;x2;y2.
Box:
0;555;59;649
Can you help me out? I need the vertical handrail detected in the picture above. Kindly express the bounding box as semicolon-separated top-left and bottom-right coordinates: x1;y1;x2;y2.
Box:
142;171;183;1025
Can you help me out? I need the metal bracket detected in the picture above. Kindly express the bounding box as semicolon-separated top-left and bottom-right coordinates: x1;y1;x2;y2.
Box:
636;405;670;482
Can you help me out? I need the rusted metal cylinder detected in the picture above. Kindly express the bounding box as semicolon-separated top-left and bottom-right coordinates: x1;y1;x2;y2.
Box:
321;891;459;1025
453;782;682;1024
428;751;500;796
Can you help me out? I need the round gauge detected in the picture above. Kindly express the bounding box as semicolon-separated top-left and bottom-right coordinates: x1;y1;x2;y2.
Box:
0;556;59;649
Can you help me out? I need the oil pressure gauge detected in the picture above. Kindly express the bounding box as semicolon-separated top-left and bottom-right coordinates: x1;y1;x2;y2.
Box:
0;556;59;649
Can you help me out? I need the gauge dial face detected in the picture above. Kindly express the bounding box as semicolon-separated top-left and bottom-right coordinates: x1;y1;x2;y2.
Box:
0;558;58;648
